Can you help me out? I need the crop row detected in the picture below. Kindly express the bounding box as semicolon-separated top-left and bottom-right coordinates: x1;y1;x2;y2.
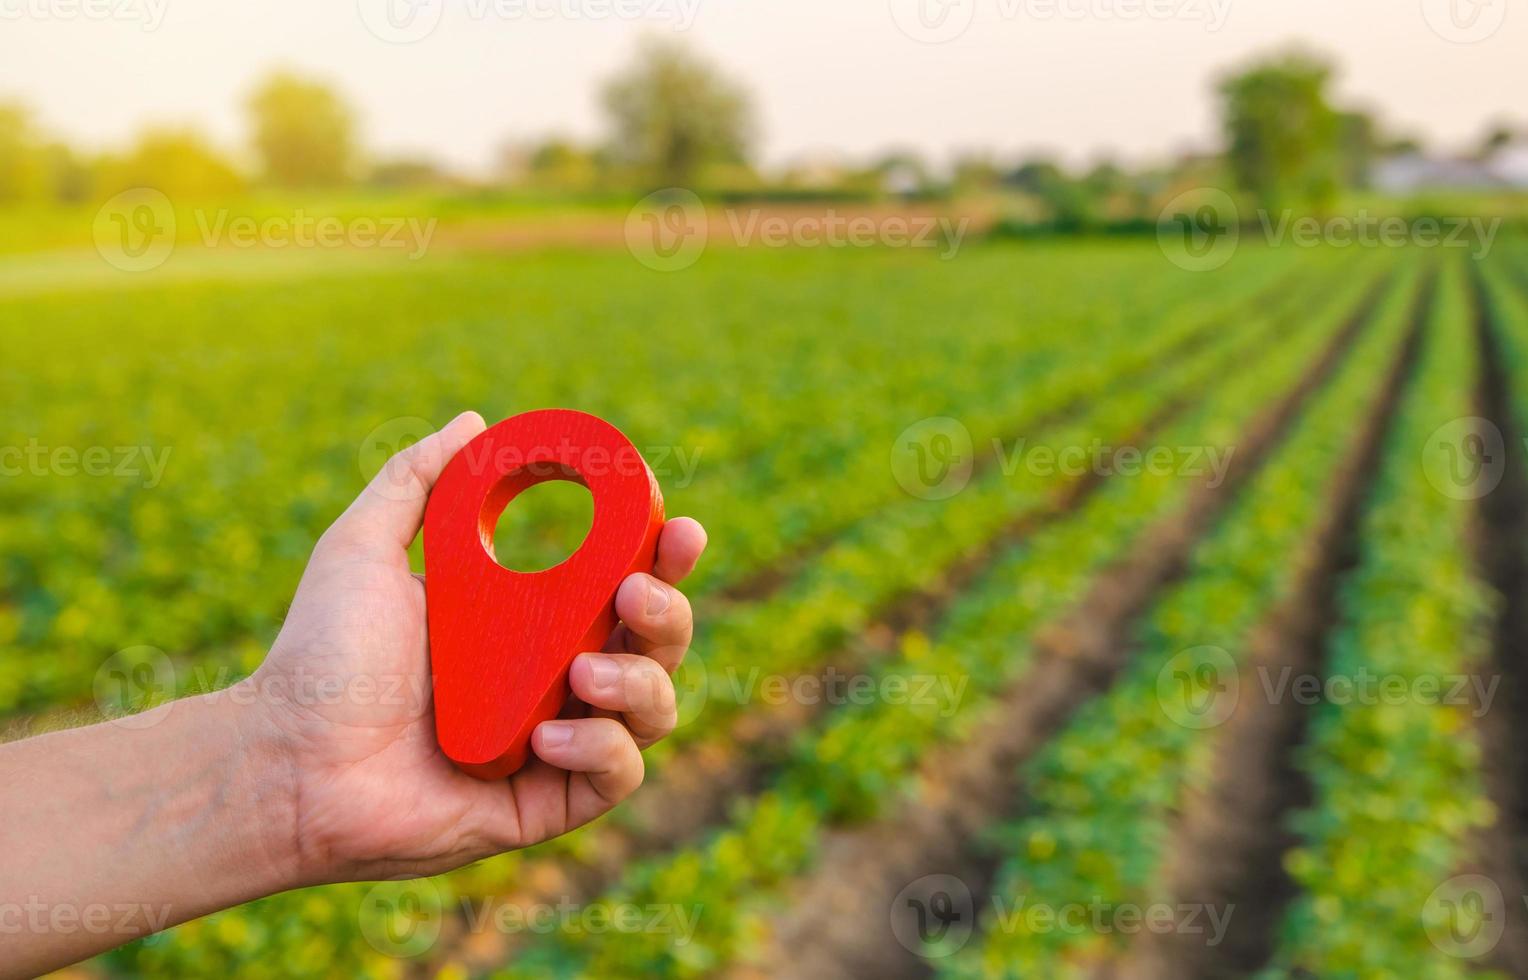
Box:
1260;259;1503;976
941;257;1422;977
503;260;1392;978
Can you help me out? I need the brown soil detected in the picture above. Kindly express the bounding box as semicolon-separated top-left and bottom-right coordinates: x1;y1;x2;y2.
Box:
430;203;997;255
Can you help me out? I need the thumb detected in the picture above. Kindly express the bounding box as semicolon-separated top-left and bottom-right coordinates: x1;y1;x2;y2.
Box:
326;411;487;557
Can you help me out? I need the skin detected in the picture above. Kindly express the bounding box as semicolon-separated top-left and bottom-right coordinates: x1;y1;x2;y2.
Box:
0;411;706;978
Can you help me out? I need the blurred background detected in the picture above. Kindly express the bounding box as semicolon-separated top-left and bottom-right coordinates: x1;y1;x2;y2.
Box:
5;1;1528;977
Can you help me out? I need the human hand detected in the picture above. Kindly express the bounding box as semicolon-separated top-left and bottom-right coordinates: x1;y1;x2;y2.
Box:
244;411;706;884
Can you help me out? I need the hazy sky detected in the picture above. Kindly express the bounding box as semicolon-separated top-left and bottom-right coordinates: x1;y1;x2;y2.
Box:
2;0;1522;174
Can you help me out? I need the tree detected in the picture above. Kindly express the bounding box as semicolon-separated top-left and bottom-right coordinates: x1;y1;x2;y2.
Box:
1336;109;1380;188
0;102;48;203
1217;50;1341;210
601;39;753;189
246;72;357;187
1477;122;1519;160
367;157;453;189
98;128;244;199
528;138;605;190
40;143;93;203
1081;160;1149;222
951;153;1003;194
1005;158;1096;229
1381;134;1425;157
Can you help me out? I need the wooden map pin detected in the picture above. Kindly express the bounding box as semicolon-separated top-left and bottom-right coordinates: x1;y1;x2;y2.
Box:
424;409;665;779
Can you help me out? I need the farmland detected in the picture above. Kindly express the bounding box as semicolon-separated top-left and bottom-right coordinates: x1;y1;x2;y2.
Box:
4;223;1528;979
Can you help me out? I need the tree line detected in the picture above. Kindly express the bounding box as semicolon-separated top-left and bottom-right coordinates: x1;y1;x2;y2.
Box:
0;41;1519;214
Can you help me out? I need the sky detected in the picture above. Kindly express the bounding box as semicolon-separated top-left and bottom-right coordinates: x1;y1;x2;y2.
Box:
1;0;1522;175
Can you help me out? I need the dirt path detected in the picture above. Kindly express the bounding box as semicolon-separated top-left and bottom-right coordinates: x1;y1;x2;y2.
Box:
430;202;995;256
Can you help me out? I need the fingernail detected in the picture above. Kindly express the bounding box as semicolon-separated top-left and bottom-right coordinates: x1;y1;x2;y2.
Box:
539;721;574;748
646;580;671;616
587;655;621;691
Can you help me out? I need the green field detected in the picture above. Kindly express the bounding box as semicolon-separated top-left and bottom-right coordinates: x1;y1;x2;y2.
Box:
4;224;1527;978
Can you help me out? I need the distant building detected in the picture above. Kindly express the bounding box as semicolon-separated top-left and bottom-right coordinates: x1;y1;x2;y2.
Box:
1372;142;1528;193
779;152;852;190
879;160;925;198
1485;142;1528;186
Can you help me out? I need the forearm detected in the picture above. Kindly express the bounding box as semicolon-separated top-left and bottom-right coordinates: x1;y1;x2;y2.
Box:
0;692;298;978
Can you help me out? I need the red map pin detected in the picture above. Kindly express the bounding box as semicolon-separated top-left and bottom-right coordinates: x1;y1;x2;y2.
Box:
424;409;665;779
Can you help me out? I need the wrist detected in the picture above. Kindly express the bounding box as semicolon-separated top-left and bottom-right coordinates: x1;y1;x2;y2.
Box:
190;687;308;896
